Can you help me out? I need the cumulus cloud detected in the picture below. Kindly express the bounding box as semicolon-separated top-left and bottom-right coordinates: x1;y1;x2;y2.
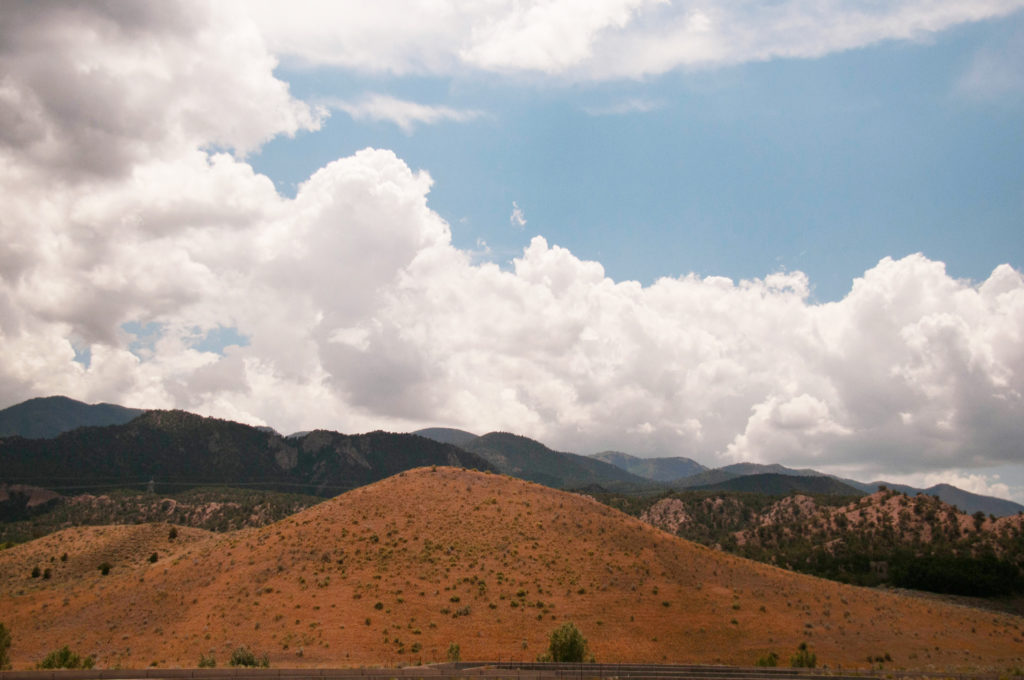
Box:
326;94;484;133
0;1;322;181
2;1;1024;503
247;0;1024;79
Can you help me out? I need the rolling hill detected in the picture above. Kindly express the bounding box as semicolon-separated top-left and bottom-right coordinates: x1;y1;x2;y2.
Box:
633;487;1024;598
0;467;1021;671
0;395;144;439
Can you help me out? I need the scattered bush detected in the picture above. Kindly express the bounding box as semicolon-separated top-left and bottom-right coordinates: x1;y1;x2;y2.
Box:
37;646;95;669
30;566;40;578
98;562;112;576
198;653;216;668
0;622;11;670
148;552;158;563
228;646;269;667
43;568;52;580
790;642;816;668
756;651;779;667
446;642;461;663
543;622;588;662
168;527;178;540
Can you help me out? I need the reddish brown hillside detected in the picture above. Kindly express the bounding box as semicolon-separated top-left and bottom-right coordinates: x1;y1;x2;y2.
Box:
1;468;1022;671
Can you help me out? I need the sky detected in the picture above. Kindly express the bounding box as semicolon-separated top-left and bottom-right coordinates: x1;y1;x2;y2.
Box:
1;1;1023;500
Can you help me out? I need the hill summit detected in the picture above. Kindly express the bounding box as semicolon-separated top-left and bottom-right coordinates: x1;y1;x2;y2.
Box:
1;467;1021;670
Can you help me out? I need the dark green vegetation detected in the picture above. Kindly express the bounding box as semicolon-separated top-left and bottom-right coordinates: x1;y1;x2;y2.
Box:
0;396;143;439
0;622;10;670
37;645;95;669
0;410;493;497
0;485;321;544
790;643;816;668
590;451;705;482
412;427;479;447
228;646;269;667
542;622;589;663
599;487;1024;598
689;472;863;496
457;432;653;490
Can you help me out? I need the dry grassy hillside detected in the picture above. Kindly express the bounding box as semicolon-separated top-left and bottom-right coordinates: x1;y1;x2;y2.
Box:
1;467;1022;672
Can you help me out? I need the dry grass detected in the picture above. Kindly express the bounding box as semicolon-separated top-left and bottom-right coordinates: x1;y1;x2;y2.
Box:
1;467;1022;672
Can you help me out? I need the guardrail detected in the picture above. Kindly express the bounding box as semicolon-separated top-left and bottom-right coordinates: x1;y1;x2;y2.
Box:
1;663;1017;680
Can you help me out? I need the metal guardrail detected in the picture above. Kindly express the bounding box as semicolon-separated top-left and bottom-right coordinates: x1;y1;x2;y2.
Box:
0;664;1017;680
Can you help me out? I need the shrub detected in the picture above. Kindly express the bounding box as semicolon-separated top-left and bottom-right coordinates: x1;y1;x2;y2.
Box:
0;622;11;670
790;642;816;668
228;646;269;667
149;552;158;563
31;566;40;578
446;642;461;663
198;653;216;668
168;527;178;540
98;562;112;576
545;622;588;662
756;651;779;667
37;646;95;669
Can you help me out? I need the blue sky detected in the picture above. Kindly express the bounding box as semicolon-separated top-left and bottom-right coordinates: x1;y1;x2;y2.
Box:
253;11;1023;302
2;1;1024;500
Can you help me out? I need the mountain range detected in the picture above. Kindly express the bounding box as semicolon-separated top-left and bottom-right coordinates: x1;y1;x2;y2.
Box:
0;408;492;496
0;395;143;439
2;396;1022;516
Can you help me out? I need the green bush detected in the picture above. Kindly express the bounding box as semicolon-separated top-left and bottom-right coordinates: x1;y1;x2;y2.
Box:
198;653;216;668
545;622;588;662
756;651;779;667
790;642;816;668
446;642;460;663
98;562;112;576
0;622;11;670
148;552;158;563
37;645;95;669
228;646;268;667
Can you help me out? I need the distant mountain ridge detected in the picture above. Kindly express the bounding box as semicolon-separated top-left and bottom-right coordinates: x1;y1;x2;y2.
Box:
590;451;706;482
0;395;144;439
412;427;479;447
4;396;1021;517
690;472;864;497
458;432;654;490
0;409;493;496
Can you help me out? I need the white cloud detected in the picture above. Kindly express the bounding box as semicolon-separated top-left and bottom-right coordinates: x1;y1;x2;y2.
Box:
246;1;1024;80
956;21;1024;100
510;202;527;228
583;98;662;116
326;94;483;133
2;0;1024;498
0;1;322;181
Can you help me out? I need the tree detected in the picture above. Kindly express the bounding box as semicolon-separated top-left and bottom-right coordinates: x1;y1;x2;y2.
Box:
546;622;588;662
0;622;11;670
